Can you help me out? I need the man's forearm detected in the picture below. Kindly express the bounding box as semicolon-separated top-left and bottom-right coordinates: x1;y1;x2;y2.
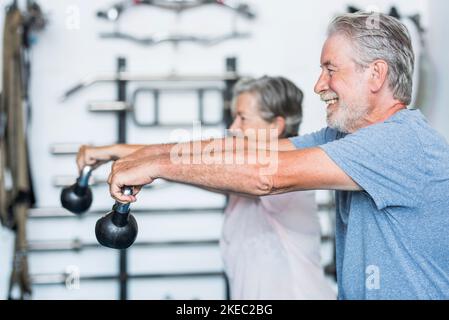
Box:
152;150;274;196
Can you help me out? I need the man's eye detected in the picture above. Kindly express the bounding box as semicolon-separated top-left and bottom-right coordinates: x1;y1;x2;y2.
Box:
328;69;335;76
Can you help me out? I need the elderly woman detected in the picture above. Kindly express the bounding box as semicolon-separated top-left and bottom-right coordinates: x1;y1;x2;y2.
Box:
76;76;335;300
220;77;334;299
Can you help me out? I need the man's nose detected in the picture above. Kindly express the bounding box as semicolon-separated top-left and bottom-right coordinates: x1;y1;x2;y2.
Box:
314;71;329;95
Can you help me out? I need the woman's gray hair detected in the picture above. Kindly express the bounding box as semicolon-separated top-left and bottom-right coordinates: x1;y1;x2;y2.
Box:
328;12;415;105
231;76;303;138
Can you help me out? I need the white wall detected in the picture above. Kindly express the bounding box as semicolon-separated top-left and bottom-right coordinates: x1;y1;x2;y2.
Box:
0;0;435;299
420;0;449;140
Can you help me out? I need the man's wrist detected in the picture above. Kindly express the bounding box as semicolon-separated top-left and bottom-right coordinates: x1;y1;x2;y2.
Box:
147;154;166;180
143;143;173;158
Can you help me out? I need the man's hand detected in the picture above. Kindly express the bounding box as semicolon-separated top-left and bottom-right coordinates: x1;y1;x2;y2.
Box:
107;156;159;203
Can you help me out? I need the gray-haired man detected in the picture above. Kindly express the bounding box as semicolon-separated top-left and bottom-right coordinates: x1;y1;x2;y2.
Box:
85;12;449;299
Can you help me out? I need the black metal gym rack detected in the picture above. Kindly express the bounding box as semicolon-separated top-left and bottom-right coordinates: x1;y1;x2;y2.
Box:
117;57;128;300
34;56;241;300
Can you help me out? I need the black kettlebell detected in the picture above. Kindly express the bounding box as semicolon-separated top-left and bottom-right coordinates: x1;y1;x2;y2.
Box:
61;166;93;215
95;187;138;249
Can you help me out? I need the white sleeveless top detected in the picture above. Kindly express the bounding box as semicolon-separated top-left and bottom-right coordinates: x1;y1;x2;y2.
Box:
220;191;336;300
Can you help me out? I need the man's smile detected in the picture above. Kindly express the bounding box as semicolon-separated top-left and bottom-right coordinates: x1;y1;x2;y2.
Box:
325;98;338;106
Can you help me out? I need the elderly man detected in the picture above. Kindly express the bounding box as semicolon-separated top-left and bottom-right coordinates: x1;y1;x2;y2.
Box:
100;12;449;299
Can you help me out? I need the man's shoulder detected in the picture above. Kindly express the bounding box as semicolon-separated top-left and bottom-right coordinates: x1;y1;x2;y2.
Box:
369;109;448;149
337;108;449;162
349;109;425;141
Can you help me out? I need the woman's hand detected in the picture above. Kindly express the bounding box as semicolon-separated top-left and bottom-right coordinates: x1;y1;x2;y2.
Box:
76;145;119;172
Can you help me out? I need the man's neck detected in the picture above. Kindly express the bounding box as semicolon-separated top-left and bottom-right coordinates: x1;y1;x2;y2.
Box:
353;101;407;133
373;101;407;123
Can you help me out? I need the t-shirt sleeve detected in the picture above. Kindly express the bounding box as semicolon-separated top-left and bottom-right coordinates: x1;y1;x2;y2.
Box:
289;127;339;149
319;122;425;210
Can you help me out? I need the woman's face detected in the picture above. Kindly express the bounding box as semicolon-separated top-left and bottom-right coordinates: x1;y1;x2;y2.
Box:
229;92;283;139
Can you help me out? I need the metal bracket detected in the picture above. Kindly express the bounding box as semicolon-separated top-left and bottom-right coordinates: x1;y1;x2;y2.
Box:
131;86;224;127
50;143;84;155
88;101;131;112
99;31;251;47
96;0;256;22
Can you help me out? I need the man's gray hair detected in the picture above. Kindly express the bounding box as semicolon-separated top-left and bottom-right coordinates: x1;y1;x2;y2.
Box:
328;12;415;105
231;76;303;138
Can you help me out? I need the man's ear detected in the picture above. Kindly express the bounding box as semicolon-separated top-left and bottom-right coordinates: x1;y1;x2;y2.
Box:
369;60;389;93
271;116;286;138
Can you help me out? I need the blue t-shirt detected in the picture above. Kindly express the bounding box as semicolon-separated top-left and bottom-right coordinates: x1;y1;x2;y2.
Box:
290;109;449;300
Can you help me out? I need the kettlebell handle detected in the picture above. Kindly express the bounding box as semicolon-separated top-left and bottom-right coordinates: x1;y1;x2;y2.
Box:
78;165;93;188
114;186;133;214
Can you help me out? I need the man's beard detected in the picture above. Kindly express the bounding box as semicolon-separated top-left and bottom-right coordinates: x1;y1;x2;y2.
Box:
327;99;372;133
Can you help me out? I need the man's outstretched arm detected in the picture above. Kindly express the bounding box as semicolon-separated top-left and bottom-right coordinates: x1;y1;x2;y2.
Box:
108;146;361;202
